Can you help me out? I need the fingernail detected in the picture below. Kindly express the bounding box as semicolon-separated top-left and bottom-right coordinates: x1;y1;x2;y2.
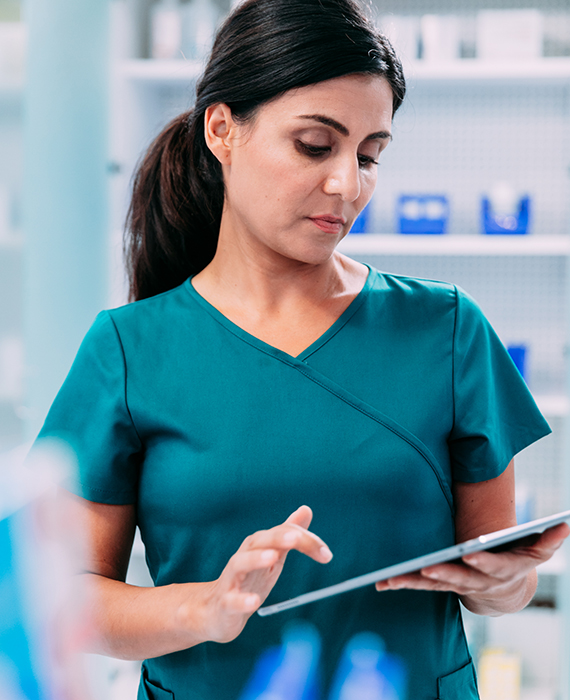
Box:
424;570;440;580
245;595;258;608
320;546;333;563
261;549;275;562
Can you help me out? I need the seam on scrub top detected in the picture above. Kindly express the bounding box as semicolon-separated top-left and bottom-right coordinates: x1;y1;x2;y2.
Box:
289;362;455;515
106;311;144;449
77;479;136;500
450;285;459;435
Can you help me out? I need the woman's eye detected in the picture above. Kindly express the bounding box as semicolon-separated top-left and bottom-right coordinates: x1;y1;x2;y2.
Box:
296;141;330;158
358;154;379;169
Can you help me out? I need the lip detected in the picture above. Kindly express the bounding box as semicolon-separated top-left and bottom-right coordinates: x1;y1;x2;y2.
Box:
308;215;347;235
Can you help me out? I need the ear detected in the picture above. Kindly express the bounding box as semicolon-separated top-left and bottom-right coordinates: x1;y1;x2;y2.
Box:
204;103;237;165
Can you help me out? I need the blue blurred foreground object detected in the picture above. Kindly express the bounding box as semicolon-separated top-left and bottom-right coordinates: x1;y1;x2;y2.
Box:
238;621;321;700
327;633;407;700
396;195;449;234
0;442;93;700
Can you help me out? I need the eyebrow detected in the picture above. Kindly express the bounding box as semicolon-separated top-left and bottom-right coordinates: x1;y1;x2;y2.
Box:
297;114;392;141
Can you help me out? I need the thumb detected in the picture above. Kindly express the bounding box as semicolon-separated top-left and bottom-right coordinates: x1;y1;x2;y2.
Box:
285;505;313;530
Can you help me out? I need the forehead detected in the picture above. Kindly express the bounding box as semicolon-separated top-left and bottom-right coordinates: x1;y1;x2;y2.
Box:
258;74;394;133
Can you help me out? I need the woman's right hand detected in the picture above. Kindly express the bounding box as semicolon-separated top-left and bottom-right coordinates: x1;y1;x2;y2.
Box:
193;505;332;644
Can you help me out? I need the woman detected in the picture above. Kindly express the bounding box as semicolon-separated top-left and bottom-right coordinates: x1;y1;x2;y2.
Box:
36;0;569;698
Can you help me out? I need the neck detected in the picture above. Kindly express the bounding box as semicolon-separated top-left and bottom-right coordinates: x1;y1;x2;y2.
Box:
194;219;357;316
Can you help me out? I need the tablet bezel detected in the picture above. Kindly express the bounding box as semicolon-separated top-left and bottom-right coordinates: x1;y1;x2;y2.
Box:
257;509;570;617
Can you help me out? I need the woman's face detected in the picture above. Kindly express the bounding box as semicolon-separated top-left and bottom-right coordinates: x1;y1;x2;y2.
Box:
207;74;394;266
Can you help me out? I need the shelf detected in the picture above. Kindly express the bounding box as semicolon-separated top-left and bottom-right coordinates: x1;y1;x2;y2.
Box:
117;57;570;87
119;59;203;84
403;57;570;85
338;234;570;257
535;396;570;418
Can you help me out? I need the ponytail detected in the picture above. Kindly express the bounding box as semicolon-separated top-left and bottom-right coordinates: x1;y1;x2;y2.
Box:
124;110;223;301
125;0;406;302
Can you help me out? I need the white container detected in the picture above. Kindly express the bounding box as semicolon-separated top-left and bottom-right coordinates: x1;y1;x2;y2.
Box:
379;15;420;63
420;14;461;62
151;0;183;60
476;10;543;61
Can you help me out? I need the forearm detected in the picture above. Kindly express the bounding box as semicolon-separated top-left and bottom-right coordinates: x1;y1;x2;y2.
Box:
460;568;537;617
83;574;213;660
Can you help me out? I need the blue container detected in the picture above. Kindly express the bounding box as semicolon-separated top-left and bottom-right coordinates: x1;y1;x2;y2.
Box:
482;196;530;235
397;195;449;234
351;201;372;234
507;345;527;383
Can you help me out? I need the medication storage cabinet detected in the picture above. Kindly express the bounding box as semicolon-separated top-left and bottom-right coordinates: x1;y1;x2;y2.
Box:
111;0;570;698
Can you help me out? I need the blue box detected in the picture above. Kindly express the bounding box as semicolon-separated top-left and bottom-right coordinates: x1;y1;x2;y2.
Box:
350;201;372;234
507;344;527;382
482;196;530;235
397;195;449;235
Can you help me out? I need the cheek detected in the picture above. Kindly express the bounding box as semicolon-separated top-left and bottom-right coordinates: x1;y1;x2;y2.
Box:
358;170;378;205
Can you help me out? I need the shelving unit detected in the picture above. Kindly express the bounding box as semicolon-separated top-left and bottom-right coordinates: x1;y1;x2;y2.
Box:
117;56;570;85
404;56;570;84
339;233;570;256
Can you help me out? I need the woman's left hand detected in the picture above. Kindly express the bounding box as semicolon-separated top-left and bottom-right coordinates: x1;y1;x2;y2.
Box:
375;522;570;615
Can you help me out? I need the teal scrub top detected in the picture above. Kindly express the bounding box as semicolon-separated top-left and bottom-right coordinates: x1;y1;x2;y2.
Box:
37;266;550;700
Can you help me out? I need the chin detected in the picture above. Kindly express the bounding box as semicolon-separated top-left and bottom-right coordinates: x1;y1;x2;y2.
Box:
280;241;340;267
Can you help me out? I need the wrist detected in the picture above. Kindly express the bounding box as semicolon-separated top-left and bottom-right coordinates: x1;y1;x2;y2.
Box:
461;569;537;616
173;581;216;646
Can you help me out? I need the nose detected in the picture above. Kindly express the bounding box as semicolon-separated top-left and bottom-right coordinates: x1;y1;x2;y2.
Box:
322;155;361;202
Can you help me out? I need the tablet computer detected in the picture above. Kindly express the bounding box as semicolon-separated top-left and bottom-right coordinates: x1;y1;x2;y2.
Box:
257;509;570;617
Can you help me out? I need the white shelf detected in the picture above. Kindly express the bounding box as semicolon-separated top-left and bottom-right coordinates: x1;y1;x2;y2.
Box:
338;234;570;257
119;59;203;84
535;396;570;418
118;57;570;87
403;57;570;85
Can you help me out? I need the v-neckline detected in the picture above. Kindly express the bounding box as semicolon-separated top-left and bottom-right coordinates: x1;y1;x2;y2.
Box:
184;264;374;362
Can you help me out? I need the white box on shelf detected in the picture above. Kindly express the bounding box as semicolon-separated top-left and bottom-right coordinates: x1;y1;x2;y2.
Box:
420;14;461;62
476;10;543;61
378;15;420;64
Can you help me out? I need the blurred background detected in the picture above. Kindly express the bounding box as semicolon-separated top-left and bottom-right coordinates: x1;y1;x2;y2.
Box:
1;0;570;698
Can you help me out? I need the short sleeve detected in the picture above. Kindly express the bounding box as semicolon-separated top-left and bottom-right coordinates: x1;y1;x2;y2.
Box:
449;286;551;483
34;310;142;504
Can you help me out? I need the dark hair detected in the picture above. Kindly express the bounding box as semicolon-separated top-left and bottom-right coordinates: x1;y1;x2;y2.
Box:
125;0;406;301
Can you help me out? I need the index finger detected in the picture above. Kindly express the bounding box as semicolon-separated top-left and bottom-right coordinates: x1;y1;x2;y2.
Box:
244;523;333;564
